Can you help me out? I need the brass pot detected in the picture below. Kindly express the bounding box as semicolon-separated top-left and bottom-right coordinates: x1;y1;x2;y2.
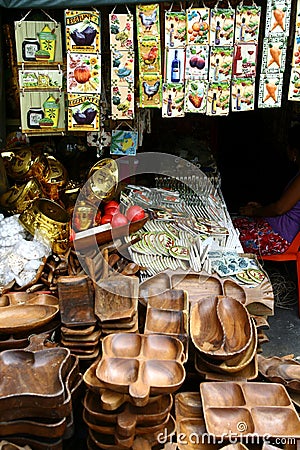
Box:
85;158;118;203
40;155;68;200
19;198;70;254
0;178;42;214
2;147;48;182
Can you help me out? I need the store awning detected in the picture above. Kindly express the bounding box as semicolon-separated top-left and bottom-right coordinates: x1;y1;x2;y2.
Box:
0;0;160;7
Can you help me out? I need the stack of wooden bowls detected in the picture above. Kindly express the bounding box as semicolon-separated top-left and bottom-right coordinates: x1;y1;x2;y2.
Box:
190;295;258;380
82;332;185;448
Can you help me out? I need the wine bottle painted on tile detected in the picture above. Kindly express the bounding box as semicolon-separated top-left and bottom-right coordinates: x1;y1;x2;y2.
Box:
171;50;180;82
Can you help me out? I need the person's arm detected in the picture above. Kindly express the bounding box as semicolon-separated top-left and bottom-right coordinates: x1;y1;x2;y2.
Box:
240;173;300;217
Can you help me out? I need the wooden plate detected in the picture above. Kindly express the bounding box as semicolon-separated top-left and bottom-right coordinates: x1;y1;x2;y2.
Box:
0;304;59;334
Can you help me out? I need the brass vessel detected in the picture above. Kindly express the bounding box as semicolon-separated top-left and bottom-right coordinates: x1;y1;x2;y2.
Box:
0;178;42;214
86;158;118;203
19;198;70;254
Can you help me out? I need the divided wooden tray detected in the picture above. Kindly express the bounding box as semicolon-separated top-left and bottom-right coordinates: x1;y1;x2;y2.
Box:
200;381;300;437
96;333;185;406
139;269;274;316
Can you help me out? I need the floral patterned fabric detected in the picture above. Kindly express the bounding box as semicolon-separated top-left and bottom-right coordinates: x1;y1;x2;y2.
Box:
232;216;290;256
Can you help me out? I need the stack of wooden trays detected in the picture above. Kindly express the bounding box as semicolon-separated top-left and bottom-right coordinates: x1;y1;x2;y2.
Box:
0;335;83;449
57;275;100;360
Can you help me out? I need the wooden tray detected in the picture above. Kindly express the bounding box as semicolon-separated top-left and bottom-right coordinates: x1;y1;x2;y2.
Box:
94;275;139;323
139;269;274;316
0;304;59;334
57;275;96;327
258;354;300;392
96;333;185;406
200;381;300;437
73;214;149;251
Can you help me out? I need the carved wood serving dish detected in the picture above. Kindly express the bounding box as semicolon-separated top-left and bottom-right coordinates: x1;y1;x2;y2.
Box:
57;275;96;327
0;336;71;416
96;333;185;406
0;304;59;334
258;354;300;392
94;275;139;323
190;296;252;361
139;269;274;316
200;381;300;437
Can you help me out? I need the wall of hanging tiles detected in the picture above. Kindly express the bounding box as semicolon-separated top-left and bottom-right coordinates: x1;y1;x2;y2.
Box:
288;0;300;101
258;0;291;108
65;9;101;132
14;10;65;135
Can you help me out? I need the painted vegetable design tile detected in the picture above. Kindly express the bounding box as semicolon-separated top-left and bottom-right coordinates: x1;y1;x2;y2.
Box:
65;10;100;53
209;8;235;47
264;0;292;37
261;36;287;74
165;11;187;48
288;67;300;101
67;53;101;93
109;13;134;51
231;78;255;112
67;93;100;130
186;7;210;45
184;79;208;114
185;45;209;80
234;5;261;43
162;83;185;118
257;73;283;108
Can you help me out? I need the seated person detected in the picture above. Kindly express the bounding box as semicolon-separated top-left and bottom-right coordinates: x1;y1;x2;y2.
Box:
232;123;300;256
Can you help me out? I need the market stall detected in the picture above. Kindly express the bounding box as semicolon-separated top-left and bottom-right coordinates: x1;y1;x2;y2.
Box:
0;0;299;449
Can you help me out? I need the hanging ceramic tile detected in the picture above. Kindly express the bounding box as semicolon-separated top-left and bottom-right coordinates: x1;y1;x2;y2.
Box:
111;85;135;120
209;7;235;47
185;45;209;80
162;83;185;118
165;47;185;83
232;43;257;78
67;93;100;131
261;35;287;74
139;73;162;107
111;50;134;87
110;130;138;156
234;4;261;43
288;67;300;101
165;11;187;48
264;0;292;37
139;39;161;74
257;73;283;108
14;19;63;65
109;12;134;51
136;4;160;39
288;0;300;101
208;46;234;82
184;79;208;113
67;52;101;93
231;78;255;111
65;10;100;54
186;7;210;45
206;81;230;116
20;91;65;134
18;69;63;90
